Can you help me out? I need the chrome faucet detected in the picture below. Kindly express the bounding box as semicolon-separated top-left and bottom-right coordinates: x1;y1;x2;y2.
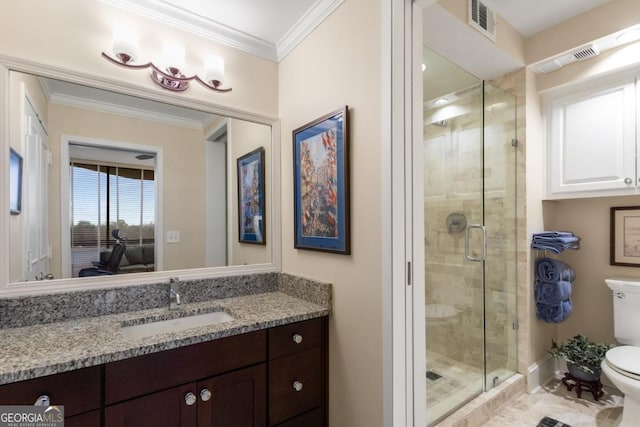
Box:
169;278;181;310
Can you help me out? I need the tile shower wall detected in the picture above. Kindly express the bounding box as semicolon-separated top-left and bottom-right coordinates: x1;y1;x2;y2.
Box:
424;81;519;377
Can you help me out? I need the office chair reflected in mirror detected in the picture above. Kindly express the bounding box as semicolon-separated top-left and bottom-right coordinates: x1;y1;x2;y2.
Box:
78;229;128;277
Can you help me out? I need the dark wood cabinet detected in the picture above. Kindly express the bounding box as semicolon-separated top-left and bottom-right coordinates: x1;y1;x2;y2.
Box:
0;316;328;427
0;365;101;419
105;383;197;426
197;364;266;427
268;317;328;426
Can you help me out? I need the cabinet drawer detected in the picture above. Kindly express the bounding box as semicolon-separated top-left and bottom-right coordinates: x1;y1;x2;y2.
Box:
106;329;266;404
268;317;323;359
0;366;101;417
269;348;324;426
275;407;323;427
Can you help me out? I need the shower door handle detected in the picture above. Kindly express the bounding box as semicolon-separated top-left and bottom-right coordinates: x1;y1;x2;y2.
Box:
465;224;487;262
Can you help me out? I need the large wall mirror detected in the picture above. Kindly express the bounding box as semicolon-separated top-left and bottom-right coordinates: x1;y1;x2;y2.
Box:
2;60;280;295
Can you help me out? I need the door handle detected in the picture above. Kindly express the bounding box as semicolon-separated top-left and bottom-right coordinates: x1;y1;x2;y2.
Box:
465;224;487;262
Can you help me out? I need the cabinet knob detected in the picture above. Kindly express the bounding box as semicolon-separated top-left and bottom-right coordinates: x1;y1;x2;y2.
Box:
200;388;212;402
625;177;633;184
292;380;303;392
34;395;50;406
292;334;303;344
185;392;197;406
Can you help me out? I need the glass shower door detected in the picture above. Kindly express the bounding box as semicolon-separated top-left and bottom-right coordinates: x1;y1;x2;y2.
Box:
482;82;518;389
422;48;518;425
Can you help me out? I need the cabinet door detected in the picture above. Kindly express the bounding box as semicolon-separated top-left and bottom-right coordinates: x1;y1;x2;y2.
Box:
196;364;266;427
0;366;101;418
547;78;636;197
105;383;197;427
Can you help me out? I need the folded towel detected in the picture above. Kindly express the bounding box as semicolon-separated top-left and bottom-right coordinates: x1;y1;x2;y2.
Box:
536;299;572;323
533;231;575;238
535;258;576;282
535;280;572;305
531;231;581;253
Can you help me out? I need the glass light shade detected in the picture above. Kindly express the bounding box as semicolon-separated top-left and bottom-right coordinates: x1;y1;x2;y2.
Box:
162;43;186;72
204;55;224;83
112;24;139;63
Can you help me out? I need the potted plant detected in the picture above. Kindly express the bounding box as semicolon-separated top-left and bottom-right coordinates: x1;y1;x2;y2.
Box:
549;334;614;382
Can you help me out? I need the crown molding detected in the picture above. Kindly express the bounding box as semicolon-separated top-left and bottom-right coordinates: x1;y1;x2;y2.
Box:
101;0;344;63
276;0;345;61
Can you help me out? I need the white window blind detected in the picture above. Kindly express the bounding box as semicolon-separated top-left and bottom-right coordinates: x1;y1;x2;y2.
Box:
70;162;155;276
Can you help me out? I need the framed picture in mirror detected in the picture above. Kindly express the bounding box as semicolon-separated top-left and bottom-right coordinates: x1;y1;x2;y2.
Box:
237;147;266;244
9;148;23;215
293;106;350;254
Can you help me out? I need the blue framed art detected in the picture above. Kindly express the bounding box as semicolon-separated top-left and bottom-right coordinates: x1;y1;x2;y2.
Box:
293;106;350;254
9;148;23;215
237;147;266;244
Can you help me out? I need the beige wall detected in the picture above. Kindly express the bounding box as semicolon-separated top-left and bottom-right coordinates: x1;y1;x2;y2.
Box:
526;0;640;65
229;119;271;265
542;197;640;344
0;0;278;117
279;0;383;425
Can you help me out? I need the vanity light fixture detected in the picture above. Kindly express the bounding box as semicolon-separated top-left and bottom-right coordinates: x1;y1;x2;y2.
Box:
102;25;232;93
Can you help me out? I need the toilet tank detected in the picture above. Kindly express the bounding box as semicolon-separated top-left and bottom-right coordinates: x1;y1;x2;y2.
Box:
606;278;640;345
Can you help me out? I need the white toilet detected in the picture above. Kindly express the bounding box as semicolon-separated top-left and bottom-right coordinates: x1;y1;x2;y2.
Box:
601;278;640;427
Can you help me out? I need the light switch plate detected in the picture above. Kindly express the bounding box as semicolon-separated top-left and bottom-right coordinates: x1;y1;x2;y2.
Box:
166;230;180;243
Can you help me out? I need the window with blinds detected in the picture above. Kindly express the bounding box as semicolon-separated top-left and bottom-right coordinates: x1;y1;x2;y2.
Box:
70;162;155;277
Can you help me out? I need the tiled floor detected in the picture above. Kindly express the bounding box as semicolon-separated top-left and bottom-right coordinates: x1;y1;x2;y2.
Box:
482;379;624;427
427;350;514;425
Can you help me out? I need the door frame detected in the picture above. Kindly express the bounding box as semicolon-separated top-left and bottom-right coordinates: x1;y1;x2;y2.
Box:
383;0;429;426
59;135;164;278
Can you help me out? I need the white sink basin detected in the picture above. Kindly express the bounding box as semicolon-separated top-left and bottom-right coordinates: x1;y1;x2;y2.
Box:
121;311;234;341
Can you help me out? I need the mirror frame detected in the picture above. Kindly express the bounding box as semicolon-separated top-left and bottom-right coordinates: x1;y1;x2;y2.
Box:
0;55;281;297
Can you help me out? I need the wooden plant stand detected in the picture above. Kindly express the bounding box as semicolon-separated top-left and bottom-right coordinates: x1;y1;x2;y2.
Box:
561;372;604;401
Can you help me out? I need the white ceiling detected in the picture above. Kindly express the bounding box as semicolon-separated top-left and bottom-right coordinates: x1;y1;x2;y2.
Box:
481;0;612;37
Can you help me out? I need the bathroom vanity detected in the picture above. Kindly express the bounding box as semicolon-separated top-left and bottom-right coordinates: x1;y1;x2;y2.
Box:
0;273;331;427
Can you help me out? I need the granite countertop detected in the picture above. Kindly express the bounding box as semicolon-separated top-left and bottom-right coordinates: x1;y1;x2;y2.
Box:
0;274;331;385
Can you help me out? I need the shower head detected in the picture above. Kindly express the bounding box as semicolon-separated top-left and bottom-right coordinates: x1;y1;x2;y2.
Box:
431;120;448;128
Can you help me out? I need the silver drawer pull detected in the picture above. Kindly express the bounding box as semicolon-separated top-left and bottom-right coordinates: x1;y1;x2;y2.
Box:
34;395;50;406
292;380;303;392
185;392;197;406
292;334;303;344
200;388;212;402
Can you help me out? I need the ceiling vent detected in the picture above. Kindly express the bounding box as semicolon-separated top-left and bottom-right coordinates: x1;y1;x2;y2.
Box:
468;0;496;42
535;44;601;73
572;45;600;61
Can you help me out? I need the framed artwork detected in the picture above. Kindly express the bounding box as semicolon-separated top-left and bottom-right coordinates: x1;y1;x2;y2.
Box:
611;206;640;266
9;148;23;215
237;147;266;244
293;106;350;254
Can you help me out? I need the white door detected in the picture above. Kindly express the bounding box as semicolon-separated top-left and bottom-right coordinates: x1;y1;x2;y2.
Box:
23;97;50;280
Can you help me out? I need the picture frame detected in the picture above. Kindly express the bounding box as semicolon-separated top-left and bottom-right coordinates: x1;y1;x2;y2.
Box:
237;147;266;244
611;206;640;267
293;106;350;254
9;148;23;215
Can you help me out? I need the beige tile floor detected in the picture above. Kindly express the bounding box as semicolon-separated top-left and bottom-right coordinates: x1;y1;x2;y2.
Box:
482;379;624;427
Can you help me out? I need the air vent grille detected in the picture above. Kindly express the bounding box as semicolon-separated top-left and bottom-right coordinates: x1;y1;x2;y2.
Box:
468;0;496;42
573;45;600;61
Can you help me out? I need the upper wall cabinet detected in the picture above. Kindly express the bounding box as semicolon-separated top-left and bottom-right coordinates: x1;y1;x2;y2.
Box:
544;74;638;199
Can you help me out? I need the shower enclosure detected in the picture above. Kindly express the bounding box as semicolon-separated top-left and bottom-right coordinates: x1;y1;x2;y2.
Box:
422;47;518;425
